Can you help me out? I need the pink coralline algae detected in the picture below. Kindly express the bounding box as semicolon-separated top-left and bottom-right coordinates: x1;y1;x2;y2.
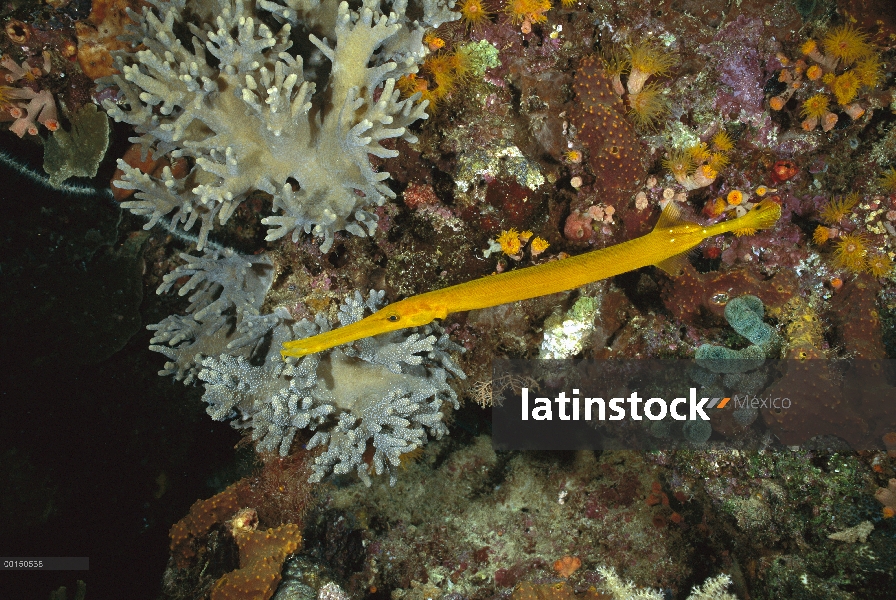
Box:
403;182;441;210
721;219;804;269
564;209;594;241
563;204;616;242
706;16;768;124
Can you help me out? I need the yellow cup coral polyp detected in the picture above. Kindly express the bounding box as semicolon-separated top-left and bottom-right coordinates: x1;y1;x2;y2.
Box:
868;253;893;278
497;228;523;255
626;83;669;129
880;167;896;193
662;149;695;180
800;93;831;131
833;232;868;272
820;193;858;225
830;71;860;105
504;0;551;25
711;130;734;153
530;236;550;256
625;40;677;94
822;24;874;66
812;225;832;245
459;0;491;30
800;93;829;120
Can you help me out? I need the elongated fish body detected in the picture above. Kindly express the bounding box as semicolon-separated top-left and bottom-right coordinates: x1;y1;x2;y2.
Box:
281;199;782;358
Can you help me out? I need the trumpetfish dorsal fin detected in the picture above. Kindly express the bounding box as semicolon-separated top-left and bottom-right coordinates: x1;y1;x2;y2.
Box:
653;199;690;231
651;200;695;277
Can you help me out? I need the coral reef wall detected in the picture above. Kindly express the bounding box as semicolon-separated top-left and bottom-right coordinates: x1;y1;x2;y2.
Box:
4;0;896;598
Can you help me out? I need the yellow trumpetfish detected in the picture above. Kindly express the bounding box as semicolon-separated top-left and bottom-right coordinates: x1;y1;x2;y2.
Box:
281;199;781;358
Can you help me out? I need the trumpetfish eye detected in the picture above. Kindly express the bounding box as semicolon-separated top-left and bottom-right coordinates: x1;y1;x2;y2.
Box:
387;314;400;322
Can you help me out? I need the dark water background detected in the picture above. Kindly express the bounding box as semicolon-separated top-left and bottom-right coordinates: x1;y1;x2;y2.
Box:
0;134;242;600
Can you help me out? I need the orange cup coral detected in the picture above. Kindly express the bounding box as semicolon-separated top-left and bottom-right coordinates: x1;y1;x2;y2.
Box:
553;555;582;578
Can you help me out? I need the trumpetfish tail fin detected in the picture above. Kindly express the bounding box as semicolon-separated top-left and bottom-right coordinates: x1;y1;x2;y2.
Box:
731;198;782;235
650;197;781;276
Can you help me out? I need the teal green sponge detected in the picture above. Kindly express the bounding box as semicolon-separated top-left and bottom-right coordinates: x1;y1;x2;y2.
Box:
695;295;780;373
683;419;713;444
723;294;778;353
695;343;765;373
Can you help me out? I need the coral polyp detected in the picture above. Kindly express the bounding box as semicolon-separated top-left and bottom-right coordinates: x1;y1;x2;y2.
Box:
564;149;583;163
697;164;718;181
400;45;484;108
880;167;896;193
832;232;869;272
800;93;829;120
497;228;523;255
828;71;860;105
820;193;858;224
662;148;695;180
709;152;730;171
662;132;731;190
459;0;491;30
711;130;734;153
626;83;669;129
801;39;821;57
867;253;893;278
822;23;874;66
688;142;712;164
625;40;677;94
626;41;677;77
813;225;832;245
503;0;552;25
726;190;744;206
854;56;883;87
427;53;459;92
600;43;630;78
530;237;550;256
